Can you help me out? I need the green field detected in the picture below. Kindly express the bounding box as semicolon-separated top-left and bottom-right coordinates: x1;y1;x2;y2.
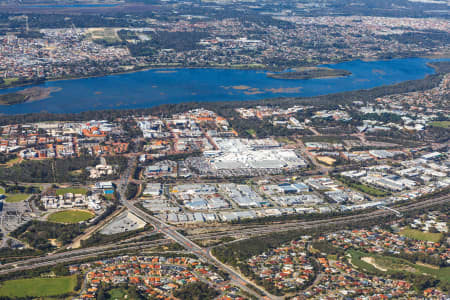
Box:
48;210;94;224
107;288;131;300
2;78;18;85
303;135;357;143
1;187;30;203
430;121;450;129
327;254;338;261
335;176;390;197
400;228;443;243
348;250;450;283
0;276;77;297
246;129;256;137
350;182;390;197
348;250;381;273
56;188;87;196
275;136;295;144
5;193;29;203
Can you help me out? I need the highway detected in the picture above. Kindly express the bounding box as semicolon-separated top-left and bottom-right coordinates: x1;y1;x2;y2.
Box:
0;238;170;275
0;192;446;274
114;157;277;298
121;165;450;300
124;200;279;299
0;154;447;299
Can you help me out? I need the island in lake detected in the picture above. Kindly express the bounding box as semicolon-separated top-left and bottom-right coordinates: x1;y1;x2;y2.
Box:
267;67;352;80
0;87;61;105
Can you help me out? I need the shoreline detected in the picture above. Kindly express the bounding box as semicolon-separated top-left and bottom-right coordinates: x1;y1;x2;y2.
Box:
1;55;449;92
0;87;62;106
0;66;445;117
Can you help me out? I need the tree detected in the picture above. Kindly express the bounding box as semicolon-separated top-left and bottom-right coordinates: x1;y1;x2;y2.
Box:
125;182;139;200
428;226;438;233
96;284;105;300
173;282;219;300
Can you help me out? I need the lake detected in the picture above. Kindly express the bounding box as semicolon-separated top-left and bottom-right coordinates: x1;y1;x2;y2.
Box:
19;4;120;8
0;57;448;115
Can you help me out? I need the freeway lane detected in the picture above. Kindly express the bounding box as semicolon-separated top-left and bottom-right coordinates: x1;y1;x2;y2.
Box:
124;193;450;300
0;239;170;275
0;193;447;277
124;200;280;300
0;155;446;298
117;157;278;299
0;193;447;274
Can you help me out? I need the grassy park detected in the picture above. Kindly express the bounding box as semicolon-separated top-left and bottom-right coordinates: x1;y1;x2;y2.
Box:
48;210;94;224
0;276;77;298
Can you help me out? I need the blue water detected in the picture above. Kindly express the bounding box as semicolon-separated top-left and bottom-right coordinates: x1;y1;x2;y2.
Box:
20;4;119;8
0;57;447;115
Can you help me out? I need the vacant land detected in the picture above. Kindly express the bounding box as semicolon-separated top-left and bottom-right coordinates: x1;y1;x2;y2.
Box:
302;135;357;143
5;193;29;203
0;276;77;298
48;210;94;224
56;188;88;196
334;175;390;197
86;27;121;44
349;182;390;197
349;250;450;283
400;228;443;243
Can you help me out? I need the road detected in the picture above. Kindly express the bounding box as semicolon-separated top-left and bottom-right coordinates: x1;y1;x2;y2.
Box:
0;191;446;298
0;155;447;299
1;192;447;272
120;152;450;300
124;200;279;299
115;157;276;298
0;239;170;276
297;139;330;175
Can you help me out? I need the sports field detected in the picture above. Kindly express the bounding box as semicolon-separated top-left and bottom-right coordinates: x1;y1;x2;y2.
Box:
0;276;77;297
48;209;94;224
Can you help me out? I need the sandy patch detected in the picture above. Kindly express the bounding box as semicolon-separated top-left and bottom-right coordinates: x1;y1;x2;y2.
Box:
416;261;440;269
18;86;61;102
265;86;302;93
361;257;388;272
231;85;251;90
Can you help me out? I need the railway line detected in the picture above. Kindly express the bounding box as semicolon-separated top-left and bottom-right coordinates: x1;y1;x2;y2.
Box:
0;194;447;277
